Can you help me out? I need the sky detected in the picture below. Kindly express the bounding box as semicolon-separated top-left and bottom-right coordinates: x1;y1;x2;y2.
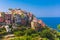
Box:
0;0;60;17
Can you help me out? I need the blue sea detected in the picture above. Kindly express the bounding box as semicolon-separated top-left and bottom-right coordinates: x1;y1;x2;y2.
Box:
37;17;60;31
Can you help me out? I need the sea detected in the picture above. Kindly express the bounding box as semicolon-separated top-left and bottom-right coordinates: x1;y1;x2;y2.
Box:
37;17;60;32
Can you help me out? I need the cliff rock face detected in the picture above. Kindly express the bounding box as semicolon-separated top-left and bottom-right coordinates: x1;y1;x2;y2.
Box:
0;8;46;30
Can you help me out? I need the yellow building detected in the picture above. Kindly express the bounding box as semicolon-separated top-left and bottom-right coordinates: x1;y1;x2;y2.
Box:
31;17;38;29
0;12;2;17
31;21;35;29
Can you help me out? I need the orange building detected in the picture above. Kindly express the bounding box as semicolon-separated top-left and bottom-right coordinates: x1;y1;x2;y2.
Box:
38;20;45;27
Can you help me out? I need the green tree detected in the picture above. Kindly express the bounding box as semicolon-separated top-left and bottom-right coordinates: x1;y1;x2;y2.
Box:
14;31;25;36
40;29;55;40
57;24;60;30
24;29;37;36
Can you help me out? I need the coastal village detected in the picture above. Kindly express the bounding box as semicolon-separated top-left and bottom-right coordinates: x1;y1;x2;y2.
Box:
0;9;60;40
0;8;45;32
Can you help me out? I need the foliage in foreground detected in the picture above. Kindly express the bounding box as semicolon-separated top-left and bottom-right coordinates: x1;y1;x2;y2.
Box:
11;26;60;40
0;26;60;40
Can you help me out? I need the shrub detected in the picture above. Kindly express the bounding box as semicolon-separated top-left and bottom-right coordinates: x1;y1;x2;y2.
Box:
40;29;56;40
24;29;37;36
57;24;60;30
31;34;39;38
14;31;25;36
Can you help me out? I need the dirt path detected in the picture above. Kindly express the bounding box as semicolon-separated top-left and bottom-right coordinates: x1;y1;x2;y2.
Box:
3;34;14;40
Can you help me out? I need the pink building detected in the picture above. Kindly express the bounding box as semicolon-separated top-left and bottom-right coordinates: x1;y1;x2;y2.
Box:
5;20;11;24
0;17;4;22
38;20;45;27
27;12;33;22
5;14;12;25
5;14;11;20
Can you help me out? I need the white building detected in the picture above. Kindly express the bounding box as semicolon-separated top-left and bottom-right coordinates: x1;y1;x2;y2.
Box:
5;25;11;32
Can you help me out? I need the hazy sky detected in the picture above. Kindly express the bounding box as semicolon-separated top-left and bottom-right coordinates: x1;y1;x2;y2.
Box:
0;0;60;17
